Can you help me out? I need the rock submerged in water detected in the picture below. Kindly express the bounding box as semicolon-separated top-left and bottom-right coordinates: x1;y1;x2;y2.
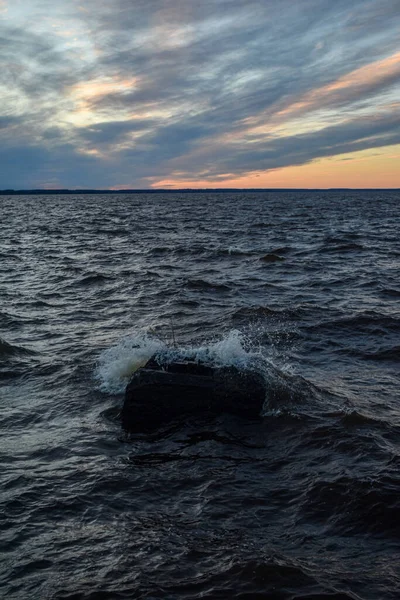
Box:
122;356;266;431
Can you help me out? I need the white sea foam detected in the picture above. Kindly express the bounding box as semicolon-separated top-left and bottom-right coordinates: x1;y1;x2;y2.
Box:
95;332;166;394
168;329;261;367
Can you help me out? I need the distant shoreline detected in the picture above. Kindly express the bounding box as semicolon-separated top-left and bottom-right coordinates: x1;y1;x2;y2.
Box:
1;188;399;196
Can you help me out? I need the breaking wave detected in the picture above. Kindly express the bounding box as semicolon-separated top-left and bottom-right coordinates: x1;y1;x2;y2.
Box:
95;330;260;394
94;329;323;417
95;332;167;394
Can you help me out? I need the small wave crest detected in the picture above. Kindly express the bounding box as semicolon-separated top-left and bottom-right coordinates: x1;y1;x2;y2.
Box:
157;329;261;368
259;253;285;263
75;273;114;286
95;332;167;394
0;337;35;358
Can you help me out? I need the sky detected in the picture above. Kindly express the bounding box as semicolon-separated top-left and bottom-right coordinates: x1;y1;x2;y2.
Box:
1;0;400;189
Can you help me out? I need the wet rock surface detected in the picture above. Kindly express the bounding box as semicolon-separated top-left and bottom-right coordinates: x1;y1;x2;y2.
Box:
122;357;266;431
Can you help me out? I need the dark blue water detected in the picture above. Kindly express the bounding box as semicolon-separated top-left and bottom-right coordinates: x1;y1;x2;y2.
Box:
0;191;399;599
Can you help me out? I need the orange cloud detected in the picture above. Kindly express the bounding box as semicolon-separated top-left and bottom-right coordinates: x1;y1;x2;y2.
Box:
64;76;139;127
70;77;138;103
275;50;400;121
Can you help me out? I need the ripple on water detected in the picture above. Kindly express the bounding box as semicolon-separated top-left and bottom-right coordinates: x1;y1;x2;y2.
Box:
0;191;399;599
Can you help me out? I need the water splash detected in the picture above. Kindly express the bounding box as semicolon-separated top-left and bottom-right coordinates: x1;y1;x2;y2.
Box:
95;332;167;394
95;329;261;394
158;329;262;368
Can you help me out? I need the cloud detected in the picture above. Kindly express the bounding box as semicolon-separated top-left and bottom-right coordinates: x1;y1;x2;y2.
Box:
76;119;156;144
272;51;400;120
0;0;399;187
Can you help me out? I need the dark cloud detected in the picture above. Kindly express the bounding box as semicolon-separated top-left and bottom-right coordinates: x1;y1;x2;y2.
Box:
76;119;157;145
0;142;119;189
0;116;18;129
0;25;86;97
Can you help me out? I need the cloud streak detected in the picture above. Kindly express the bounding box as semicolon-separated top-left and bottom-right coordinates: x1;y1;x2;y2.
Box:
0;0;399;188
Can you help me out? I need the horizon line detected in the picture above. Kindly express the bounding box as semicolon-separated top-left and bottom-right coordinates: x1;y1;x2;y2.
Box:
1;187;399;195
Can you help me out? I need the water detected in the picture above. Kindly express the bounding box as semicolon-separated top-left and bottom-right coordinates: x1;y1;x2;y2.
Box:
0;191;399;599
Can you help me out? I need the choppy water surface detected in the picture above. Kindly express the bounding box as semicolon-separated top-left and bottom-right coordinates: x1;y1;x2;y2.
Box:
1;191;399;599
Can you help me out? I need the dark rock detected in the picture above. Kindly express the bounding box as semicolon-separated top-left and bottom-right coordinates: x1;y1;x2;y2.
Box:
122;357;266;431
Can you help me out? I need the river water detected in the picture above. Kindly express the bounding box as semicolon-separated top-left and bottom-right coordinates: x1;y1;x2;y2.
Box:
0;191;399;599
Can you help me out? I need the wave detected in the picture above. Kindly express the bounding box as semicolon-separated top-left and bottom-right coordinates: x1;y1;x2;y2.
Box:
94;227;129;236
380;287;400;298
309;312;400;334
323;233;362;242
215;245;290;258
95;332;167;393
148;246;171;255
333;344;400;363
362;345;400;362
0;337;35;358
186;279;231;292
145;243;289;260
215;247;254;257
0;251;22;261
179;245;260;258
250;221;273;228
0;310;21;328
301;475;400;536
259;253;285;263
318;242;364;253
337;409;385;427
74;273;114;286
270;246;292;255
